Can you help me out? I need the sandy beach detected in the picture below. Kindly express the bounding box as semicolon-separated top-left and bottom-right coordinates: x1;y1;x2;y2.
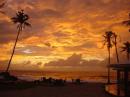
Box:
0;82;115;97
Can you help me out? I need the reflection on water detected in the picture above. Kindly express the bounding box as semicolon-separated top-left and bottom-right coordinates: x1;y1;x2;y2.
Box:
105;84;124;97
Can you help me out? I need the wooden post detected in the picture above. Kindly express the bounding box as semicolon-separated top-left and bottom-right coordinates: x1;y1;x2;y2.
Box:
124;70;128;97
117;70;120;96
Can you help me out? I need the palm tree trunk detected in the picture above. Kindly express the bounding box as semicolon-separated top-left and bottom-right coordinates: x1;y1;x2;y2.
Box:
115;44;119;63
114;35;119;63
127;52;129;63
108;47;110;84
6;26;22;72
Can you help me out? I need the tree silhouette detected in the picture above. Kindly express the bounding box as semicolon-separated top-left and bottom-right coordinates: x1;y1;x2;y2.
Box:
103;31;114;84
121;41;130;62
122;13;130;32
0;1;6;14
112;32;119;63
6;10;31;72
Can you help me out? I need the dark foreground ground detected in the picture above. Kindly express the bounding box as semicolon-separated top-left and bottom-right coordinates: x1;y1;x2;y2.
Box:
0;82;116;97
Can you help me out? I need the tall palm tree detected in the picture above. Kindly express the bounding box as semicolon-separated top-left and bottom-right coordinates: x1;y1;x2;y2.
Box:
103;31;114;84
121;41;130;62
6;10;31;72
122;13;130;32
112;32;120;63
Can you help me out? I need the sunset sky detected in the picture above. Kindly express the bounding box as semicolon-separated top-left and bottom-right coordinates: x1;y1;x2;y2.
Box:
0;0;130;71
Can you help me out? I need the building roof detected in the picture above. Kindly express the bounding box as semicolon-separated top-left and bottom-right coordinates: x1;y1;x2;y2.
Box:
109;64;130;71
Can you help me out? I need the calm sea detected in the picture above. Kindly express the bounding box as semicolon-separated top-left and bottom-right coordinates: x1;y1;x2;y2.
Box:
8;70;117;83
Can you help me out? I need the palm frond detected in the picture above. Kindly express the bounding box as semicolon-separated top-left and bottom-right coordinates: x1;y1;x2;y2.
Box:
103;35;107;38
102;41;106;48
11;10;31;30
24;15;29;21
102;31;115;49
11;17;18;23
122;20;130;26
121;41;130;53
24;22;31;27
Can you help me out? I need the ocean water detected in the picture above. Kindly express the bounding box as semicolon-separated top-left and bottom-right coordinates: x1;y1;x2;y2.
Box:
9;71;117;83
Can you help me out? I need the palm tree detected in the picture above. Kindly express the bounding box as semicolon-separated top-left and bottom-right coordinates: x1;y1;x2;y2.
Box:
0;1;6;14
112;32;120;63
122;13;130;32
103;31;114;84
121;41;130;62
6;10;31;72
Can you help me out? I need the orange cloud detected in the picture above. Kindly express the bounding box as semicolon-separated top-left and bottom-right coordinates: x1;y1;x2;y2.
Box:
0;0;130;70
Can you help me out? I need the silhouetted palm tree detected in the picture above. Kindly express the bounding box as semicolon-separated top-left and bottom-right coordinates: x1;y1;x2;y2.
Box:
0;1;6;14
103;31;114;84
122;13;130;32
112;32;119;63
121;41;130;62
6;10;31;72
